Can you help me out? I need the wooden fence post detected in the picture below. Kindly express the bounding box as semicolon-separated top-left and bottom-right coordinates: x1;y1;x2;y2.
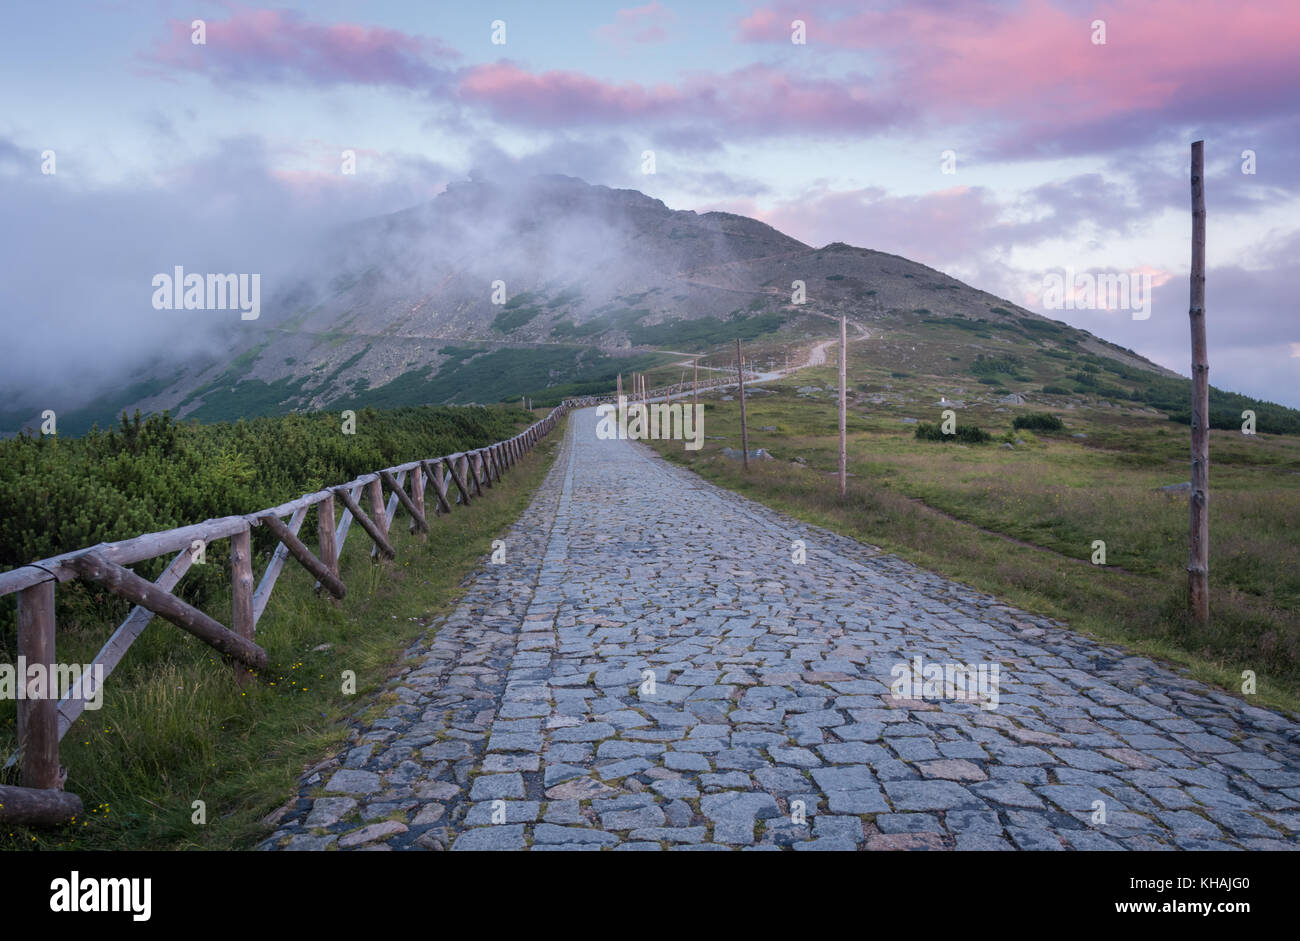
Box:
450;455;474;504
409;462;426;533
317;494;338;582
367;477;389;538
335;487;396;558
423;460;453;514
231;525;256;685
1188;139;1210;623
17;579;60;790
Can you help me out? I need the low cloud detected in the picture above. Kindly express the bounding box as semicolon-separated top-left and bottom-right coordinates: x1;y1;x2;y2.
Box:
0;136;453;413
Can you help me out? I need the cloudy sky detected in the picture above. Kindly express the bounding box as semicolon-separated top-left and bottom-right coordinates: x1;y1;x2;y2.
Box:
2;0;1297;407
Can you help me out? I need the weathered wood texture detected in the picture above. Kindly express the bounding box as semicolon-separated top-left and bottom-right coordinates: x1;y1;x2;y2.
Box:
67;552;268;670
424;460;453;514
252;504;308;625
17;580;59;789
318;495;338;578
230;526;257;685
0;784;82;826
335;486;396;559
381;470;428;534
1188;140;1210;623
408;463;426;533
449;455;473;505
839;313;848;499
737;338;750;470
57;547;193;740
260;513;347;598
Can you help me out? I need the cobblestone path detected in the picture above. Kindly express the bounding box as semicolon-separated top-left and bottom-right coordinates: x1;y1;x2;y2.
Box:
264;408;1300;851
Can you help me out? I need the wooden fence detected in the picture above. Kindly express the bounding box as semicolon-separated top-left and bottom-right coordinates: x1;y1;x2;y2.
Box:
571;371;758;409
0;402;572;826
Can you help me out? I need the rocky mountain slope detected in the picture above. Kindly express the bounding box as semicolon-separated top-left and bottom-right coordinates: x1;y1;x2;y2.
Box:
5;175;1237;433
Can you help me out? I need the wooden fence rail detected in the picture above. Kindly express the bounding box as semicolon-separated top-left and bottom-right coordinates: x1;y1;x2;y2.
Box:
0;401;573;825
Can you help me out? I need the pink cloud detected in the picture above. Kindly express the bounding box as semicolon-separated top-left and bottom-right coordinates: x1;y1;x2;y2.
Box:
136;1;1300;157
759;185;1005;264
737;0;1300;146
595;3;678;44
754;176;1156;265
457;62;686;124
142;6;457;87
457;62;902;135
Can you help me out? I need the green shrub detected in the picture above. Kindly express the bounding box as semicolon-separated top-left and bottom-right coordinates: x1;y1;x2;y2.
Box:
1013;412;1065;431
0;405;531;638
491;304;542;332
915;422;992;443
971;354;1025;377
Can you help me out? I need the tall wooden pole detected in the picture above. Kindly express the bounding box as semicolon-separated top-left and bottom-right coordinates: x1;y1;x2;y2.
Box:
737;338;750;470
693;358;699;410
839;313;848;498
617;373;622;401
1188;140;1210;623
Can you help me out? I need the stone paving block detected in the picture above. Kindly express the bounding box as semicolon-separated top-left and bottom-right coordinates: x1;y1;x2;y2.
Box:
451;825;527;851
468;773;524;800
884;780;985;811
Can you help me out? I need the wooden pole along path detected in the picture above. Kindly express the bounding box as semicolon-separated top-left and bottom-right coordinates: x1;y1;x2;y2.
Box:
737;338;750;470
839;313;848;499
1187;139;1210;624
